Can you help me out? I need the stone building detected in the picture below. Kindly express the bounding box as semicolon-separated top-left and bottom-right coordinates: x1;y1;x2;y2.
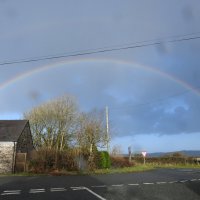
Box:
0;120;34;173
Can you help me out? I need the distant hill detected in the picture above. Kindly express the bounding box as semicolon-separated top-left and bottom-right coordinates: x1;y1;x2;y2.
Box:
148;150;200;157
114;150;200;158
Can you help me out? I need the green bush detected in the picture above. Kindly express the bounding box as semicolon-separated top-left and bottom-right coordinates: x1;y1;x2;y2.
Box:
98;151;111;169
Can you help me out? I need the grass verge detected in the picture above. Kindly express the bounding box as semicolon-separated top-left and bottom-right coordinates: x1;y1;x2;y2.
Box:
1;163;199;176
93;163;200;174
93;165;155;174
151;163;200;169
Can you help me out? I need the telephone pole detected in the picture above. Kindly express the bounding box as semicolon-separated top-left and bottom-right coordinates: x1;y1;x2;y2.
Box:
106;106;110;153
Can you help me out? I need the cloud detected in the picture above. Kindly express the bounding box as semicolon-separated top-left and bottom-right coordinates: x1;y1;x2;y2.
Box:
1;59;200;137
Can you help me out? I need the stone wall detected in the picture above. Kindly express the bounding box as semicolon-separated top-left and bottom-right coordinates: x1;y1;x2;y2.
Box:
0;142;14;173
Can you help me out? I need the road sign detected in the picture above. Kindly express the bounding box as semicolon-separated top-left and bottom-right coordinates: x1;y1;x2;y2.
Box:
142;151;147;157
141;151;147;165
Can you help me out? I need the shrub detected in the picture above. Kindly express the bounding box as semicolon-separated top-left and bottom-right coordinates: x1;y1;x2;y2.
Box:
133;154;191;165
87;154;96;171
98;151;111;169
111;156;134;168
58;150;78;171
28;148;78;173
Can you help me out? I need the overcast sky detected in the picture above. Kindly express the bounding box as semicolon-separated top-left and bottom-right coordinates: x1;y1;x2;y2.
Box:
0;0;200;153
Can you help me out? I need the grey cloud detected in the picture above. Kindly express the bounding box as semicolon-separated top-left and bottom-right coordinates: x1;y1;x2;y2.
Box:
0;0;200;139
111;93;200;136
1;60;200;137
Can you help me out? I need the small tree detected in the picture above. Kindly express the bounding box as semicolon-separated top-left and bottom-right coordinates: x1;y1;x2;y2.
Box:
111;145;123;156
75;110;108;170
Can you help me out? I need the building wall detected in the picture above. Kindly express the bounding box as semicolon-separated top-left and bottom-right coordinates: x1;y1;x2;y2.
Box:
16;123;34;154
0;142;14;173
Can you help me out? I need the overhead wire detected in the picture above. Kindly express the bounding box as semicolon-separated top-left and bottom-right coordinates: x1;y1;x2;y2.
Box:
0;33;200;66
1;32;199;111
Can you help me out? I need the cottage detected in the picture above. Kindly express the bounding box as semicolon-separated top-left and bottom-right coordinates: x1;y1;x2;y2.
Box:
0;120;34;173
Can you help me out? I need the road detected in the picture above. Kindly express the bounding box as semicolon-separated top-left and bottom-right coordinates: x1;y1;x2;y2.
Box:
0;168;200;200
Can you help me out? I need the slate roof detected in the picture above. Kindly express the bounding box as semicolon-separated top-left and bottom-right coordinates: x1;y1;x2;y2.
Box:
0;120;29;142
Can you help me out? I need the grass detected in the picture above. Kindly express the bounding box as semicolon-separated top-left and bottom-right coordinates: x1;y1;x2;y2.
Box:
93;163;200;175
150;163;200;169
93;165;156;174
1;163;200;177
0;172;48;177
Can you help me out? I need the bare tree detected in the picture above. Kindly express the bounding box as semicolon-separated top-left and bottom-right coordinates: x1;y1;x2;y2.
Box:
111;144;123;156
74;109;108;170
24;95;78;150
76;110;107;155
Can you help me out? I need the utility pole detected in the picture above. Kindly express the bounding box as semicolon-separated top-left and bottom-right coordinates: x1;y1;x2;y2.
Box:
106;106;110;153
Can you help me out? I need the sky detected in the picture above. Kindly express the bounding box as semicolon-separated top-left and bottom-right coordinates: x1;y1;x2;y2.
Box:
0;0;200;153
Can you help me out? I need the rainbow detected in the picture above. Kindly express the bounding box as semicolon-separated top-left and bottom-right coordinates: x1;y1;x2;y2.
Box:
0;57;199;97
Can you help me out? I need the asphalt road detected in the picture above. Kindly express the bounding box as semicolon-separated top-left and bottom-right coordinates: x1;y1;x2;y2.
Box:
0;168;200;200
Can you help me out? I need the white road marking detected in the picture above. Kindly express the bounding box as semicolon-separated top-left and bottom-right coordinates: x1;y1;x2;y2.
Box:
84;187;107;200
50;187;67;192
169;181;178;184
3;190;21;193
91;185;107;188
180;180;188;183
29;188;45;193
1;192;20;195
111;184;124;187
1;190;21;195
190;179;198;181
143;183;154;185
128;183;140;186
71;187;106;200
71;186;85;191
156;182;167;184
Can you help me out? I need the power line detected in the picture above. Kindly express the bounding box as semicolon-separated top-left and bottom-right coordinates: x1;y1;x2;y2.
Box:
90;31;200;51
0;34;200;66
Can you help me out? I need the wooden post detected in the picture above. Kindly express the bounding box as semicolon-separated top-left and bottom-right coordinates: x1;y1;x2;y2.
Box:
12;142;17;174
143;156;146;165
24;153;27;172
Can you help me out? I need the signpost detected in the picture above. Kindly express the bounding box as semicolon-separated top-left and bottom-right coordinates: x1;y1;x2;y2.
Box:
142;151;147;165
